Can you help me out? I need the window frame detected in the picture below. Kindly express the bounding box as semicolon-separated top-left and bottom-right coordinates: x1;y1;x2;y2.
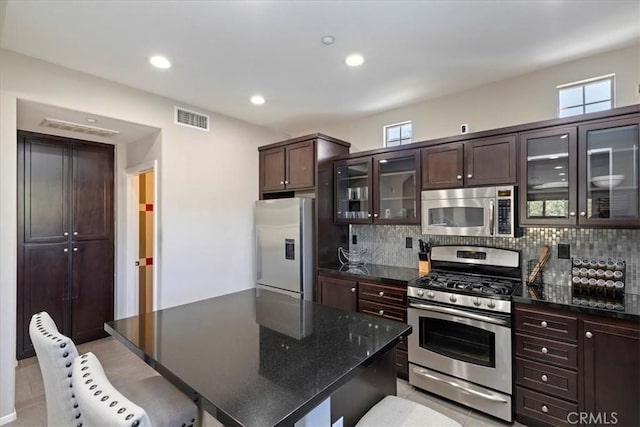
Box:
557;74;615;118
383;121;412;147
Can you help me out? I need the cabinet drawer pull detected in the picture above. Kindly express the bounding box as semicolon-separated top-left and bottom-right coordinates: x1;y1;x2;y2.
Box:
541;321;548;328
585;331;593;339
541;374;548;382
351;287;356;293
541;347;548;354
378;310;384;315
378;291;384;297
541;405;548;413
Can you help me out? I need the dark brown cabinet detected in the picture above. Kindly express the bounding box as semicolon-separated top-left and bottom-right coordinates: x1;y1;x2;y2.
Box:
514;304;640;427
259;140;315;193
317;274;358;312
17;132;114;360
520;114;639;228
582;318;640;427
358;281;408;380
421;135;516;189
335;150;420;225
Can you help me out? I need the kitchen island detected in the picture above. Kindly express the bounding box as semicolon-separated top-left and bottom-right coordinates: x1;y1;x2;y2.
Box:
105;288;411;426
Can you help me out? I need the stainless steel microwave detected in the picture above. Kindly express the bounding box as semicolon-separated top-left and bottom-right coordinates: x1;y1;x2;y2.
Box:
421;186;519;237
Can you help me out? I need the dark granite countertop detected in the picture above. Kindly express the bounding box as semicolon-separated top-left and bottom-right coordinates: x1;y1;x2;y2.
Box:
514;283;640;321
318;262;420;285
106;288;411;427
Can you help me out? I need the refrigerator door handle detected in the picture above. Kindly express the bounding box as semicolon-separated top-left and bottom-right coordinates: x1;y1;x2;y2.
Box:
256;229;261;281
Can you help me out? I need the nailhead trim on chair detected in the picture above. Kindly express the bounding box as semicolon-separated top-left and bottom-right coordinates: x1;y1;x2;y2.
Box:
29;312;83;425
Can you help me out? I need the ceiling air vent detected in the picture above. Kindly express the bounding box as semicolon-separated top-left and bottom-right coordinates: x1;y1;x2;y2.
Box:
40;118;120;137
175;106;209;131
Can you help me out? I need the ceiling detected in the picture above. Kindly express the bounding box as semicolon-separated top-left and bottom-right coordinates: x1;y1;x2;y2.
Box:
2;1;639;134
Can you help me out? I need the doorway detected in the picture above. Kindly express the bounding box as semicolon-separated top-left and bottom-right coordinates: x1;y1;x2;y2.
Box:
126;161;159;318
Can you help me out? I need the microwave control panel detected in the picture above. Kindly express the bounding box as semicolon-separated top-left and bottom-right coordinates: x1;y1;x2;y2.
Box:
497;199;511;235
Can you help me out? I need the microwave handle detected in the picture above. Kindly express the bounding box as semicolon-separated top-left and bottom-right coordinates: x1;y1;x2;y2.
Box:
489;200;495;236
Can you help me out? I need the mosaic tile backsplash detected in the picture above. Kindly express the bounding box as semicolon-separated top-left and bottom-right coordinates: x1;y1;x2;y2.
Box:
349;225;640;293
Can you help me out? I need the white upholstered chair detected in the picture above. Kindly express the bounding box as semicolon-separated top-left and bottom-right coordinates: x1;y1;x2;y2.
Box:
29;311;83;426
73;352;198;427
356;395;462;427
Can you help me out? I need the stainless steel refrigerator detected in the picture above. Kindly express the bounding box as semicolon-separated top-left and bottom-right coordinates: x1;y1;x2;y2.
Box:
255;197;313;300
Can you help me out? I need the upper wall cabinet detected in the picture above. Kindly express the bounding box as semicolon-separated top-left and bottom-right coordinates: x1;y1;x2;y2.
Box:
335;150;420;224
520;114;639;227
260;140;315;193
258;134;350;198
421;135;517;189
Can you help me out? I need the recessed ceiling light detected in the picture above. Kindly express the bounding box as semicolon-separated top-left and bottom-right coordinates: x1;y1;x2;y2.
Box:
549;156;559;160
149;55;171;69
321;35;335;46
250;95;266;105
560;135;568;139
86;118;98;123
345;54;364;67
558;172;566;176
554;166;563;169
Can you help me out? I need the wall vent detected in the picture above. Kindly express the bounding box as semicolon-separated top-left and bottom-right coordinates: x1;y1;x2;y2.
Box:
40;118;120;137
175;106;209;131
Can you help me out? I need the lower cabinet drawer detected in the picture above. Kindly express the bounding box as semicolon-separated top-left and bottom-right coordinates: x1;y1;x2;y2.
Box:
359;300;407;323
515;357;578;402
395;349;408;380
515;333;577;369
516;386;578;427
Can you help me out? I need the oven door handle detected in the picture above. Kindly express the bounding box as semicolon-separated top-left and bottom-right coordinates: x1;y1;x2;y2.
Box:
409;303;508;326
412;367;509;403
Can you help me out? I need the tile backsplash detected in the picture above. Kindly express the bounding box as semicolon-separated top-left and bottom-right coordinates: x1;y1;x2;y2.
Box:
349;225;640;293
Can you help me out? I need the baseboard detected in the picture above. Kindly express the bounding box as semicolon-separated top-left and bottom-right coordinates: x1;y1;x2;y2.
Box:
0;410;17;425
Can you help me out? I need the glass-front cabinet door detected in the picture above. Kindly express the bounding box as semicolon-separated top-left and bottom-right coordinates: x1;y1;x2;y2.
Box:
335;159;373;223
373;150;420;224
579;117;640;227
519;127;578;226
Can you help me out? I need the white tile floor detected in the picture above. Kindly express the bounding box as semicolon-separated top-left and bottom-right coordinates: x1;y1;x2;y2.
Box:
9;337;526;426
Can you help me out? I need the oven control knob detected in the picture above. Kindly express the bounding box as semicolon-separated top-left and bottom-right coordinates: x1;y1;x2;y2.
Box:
427;291;435;299
541;405;549;413
541;347;548;354
473;299;481;307
417;290;424;297
449;295;457;303
541;375;548;382
487;300;496;309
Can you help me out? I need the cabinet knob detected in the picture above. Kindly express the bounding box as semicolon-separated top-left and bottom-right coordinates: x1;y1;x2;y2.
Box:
378;291;384;297
585;331;593;339
467;174;473;178
284;180;289;184
541;321;548;328
541;405;548;413
580;211;586;217
73;231;78;236
73;247;78;252
338;211;342;214
541;347;548;354
541;374;548;382
351;287;356;293
456;175;462;180
63;248;68;252
64;232;69;236
367;213;372;218
378;310;384;315
280;181;284;185
373;213;378;218
569;211;576;217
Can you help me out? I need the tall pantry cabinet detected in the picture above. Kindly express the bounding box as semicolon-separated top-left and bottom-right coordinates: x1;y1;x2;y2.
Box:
17;131;114;360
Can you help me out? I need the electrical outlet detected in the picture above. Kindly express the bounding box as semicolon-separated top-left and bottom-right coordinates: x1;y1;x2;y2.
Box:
352;235;357;245
405;237;412;249
558;243;570;259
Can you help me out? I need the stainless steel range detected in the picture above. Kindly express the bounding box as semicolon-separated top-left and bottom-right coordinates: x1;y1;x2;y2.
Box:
407;245;521;422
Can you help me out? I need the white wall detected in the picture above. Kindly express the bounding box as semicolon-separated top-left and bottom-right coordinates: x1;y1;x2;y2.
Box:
298;44;640;152
0;49;287;421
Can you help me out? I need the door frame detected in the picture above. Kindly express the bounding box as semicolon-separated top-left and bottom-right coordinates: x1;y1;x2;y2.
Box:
125;160;159;316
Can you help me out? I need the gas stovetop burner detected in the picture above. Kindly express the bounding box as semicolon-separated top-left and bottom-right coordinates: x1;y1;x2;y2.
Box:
412;271;520;297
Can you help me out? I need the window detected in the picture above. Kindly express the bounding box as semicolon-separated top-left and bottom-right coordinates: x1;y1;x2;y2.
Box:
384;121;412;147
557;75;614;118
